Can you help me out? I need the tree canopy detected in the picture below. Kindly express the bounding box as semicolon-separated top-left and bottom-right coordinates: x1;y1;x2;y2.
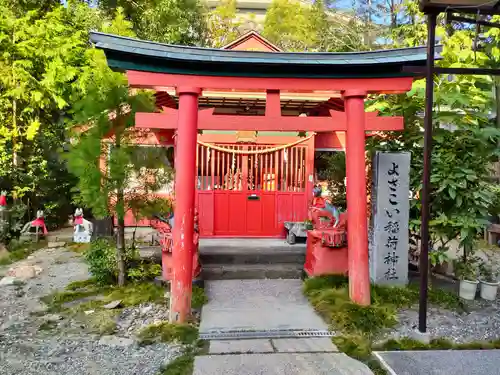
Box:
1;0;499;269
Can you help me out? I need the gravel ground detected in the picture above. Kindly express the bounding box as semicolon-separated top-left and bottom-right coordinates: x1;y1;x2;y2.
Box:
0;245;181;375
389;299;500;343
116;303;170;337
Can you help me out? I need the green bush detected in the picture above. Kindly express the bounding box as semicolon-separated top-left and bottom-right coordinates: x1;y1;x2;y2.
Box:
84;238;118;285
127;262;162;282
0;203;27;246
84;238;144;285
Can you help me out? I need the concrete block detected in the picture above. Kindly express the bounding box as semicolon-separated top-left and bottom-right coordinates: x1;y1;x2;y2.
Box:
209;339;274;354
193;353;373;375
271;338;338;353
48;241;66;248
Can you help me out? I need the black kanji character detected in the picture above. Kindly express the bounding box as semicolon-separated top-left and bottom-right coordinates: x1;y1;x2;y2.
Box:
388;162;399;176
385;236;398;250
384;251;400;265
384;267;399;280
384;221;400;234
385;208;401;218
388;177;399;188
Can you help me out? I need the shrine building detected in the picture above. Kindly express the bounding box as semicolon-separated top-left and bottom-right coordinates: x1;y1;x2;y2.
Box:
91;30;428;315
100;31;426;239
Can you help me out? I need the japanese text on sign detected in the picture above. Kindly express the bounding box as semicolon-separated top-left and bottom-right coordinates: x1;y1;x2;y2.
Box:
384;162;400;280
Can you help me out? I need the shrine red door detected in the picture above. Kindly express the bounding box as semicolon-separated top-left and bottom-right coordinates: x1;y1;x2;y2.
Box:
196;143;310;237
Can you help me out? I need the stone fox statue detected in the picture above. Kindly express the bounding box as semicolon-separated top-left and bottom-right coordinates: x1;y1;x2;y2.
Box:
312;185;341;228
74;208;93;236
21;210;48;235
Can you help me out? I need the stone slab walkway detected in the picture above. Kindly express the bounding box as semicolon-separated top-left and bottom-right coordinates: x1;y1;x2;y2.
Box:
199;279;327;332
195;280;373;375
375;350;500;375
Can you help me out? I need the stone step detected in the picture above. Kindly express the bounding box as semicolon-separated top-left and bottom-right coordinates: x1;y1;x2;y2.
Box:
200;250;305;265
202;264;303;280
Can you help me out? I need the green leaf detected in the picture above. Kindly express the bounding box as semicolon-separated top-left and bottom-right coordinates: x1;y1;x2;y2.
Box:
25;120;40;141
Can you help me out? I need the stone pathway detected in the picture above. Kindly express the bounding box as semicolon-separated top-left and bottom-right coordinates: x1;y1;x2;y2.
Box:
195;279;373;375
375;349;500;375
0;244;180;375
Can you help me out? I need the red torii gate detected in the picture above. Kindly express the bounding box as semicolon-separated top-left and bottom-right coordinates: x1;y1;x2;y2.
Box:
91;32;428;323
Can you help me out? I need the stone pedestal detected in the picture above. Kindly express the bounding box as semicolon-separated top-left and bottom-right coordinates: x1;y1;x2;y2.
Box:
74;225;91;243
369;152;411;286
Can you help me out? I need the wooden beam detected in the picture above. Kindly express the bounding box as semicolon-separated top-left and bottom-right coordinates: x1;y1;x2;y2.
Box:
197;133;304;145
266;90;281;116
127;71;414;93
135;108;404;132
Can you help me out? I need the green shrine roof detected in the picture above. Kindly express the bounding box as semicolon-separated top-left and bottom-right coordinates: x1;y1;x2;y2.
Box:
90;32;440;79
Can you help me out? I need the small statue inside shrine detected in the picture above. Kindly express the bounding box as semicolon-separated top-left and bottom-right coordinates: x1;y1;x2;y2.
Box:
21;210;48;239
73;208;93;243
311;185;341;228
304;186;348;277
150;209;201;281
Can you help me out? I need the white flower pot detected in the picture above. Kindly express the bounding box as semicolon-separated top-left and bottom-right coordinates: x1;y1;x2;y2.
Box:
480;280;500;301
459;279;478;300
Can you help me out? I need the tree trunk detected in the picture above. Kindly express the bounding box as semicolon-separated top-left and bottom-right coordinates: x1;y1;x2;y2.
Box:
114;125;127;287
495;78;500;181
116;188;126;287
390;0;396;29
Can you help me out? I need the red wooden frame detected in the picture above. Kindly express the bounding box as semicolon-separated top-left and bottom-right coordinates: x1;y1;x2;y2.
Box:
136;108;403;132
127;71;413;93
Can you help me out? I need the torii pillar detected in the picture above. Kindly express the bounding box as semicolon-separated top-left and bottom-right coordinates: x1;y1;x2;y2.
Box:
343;90;370;306
170;87;200;323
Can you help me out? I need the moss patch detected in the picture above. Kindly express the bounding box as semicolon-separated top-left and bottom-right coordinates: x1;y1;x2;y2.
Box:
42;280;166;312
0;240;48;266
81;309;118;335
304;275;464;375
65;278;98;291
40;288;105;311
161;352;195;375
191;286;208;309
160;341;207;375
137;322;198;345
67;242;90;254
374;337;500;351
104;282;165;306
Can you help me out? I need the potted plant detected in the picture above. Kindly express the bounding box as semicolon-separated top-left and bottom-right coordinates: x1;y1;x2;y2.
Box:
454;258;479;300
479;259;500;301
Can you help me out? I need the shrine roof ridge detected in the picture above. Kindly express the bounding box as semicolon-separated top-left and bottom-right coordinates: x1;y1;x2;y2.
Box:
90;32;442;78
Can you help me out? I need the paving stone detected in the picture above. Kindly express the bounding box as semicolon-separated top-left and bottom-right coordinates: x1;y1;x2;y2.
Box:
375;350;500;375
48;241;66;248
7;265;42;280
271;338;338;353
193;353;373;375
98;335;135;348
0;277;18;286
209;339;274;354
199;280;328;333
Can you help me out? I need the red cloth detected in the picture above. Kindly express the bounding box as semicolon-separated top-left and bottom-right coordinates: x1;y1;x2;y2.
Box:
31;218;48;234
74;217;83;224
0;195;6;207
311;197;326;208
304;231;348;277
